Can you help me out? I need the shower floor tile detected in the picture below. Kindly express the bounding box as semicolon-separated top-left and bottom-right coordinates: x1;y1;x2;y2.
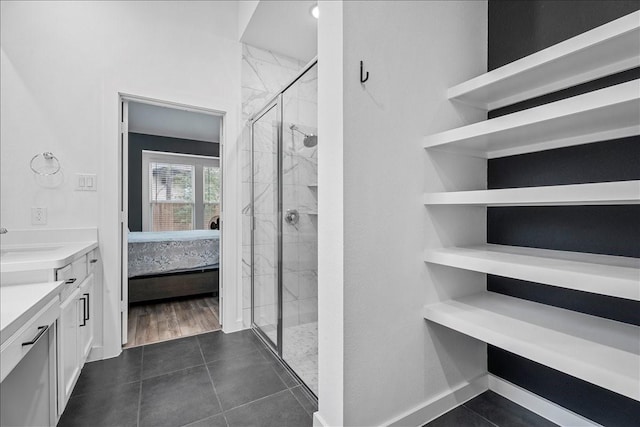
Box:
283;321;318;395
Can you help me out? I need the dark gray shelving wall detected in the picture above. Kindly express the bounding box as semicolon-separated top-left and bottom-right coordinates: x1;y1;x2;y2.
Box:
486;2;640;425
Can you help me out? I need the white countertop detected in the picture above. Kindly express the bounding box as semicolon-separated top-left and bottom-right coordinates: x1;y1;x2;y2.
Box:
0;281;65;345
0;241;98;272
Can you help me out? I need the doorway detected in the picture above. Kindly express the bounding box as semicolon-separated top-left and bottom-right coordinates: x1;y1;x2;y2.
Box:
119;96;224;348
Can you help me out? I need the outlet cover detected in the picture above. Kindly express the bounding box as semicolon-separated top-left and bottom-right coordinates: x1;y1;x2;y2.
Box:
31;207;47;225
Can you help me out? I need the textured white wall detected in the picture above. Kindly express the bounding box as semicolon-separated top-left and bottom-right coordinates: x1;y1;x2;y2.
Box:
317;1;488;425
0;1;243;357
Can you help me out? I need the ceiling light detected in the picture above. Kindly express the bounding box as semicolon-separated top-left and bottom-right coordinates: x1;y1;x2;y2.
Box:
310;4;319;19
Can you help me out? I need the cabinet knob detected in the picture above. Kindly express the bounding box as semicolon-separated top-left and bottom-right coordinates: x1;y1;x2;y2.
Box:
89;259;98;264
65;278;77;284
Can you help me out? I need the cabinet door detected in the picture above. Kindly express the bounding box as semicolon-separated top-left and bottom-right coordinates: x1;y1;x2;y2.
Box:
57;288;81;413
78;275;94;363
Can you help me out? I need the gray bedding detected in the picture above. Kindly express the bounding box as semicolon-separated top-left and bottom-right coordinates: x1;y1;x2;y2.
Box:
128;230;220;278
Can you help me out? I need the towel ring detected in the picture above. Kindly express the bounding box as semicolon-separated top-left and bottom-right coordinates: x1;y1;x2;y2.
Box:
30;152;61;176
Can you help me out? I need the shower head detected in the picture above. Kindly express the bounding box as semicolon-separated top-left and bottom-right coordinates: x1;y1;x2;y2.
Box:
290;124;318;148
303;134;317;148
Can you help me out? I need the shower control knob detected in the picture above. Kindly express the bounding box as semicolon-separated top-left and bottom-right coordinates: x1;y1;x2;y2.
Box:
285;209;299;226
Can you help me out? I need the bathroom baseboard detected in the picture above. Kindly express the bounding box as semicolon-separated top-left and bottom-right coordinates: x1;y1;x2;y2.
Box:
312;411;330;427
488;375;601;427
86;346;104;362
384;374;488;427
314;374;600;426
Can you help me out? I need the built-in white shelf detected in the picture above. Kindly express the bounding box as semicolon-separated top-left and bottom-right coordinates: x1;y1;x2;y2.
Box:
423;292;640;400
424;244;640;301
424;80;640;158
423;180;640;206
448;11;640;110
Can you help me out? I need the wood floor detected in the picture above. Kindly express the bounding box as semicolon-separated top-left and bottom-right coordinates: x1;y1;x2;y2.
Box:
124;294;221;348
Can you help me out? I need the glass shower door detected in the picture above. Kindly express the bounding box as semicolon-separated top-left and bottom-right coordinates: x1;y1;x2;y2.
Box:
281;63;318;395
249;61;318;396
251;102;280;349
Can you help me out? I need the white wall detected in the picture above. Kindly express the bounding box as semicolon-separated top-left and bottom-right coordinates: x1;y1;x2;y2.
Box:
317;1;488;425
238;0;260;40
1;1;243;358
316;1;345;425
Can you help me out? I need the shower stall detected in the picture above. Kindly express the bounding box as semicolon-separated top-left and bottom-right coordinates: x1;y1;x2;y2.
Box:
250;60;318;395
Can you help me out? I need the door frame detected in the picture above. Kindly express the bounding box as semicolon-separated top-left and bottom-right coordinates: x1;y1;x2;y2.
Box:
248;58;318;359
118;94;226;346
249;98;283;354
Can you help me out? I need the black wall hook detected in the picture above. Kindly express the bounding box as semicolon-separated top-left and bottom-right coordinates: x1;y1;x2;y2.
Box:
360;61;369;84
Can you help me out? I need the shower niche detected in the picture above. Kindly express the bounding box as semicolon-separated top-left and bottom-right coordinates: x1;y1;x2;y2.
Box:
250;61;318;395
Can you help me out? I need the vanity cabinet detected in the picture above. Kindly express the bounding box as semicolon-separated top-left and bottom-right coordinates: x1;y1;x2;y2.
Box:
0;296;59;427
57;286;81;411
56;251;98;416
78;274;94;363
0;228;100;424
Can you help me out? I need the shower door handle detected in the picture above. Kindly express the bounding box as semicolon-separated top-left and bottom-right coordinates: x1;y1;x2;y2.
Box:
285;209;299;226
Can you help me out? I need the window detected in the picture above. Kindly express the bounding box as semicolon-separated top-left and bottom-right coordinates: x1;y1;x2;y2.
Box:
203;166;221;229
142;151;220;232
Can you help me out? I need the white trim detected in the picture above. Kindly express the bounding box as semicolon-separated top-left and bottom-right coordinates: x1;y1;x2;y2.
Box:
488;375;602;427
141;150;220;161
120;99;129;346
120;94;225;116
384;374;488;427
101;87;242;359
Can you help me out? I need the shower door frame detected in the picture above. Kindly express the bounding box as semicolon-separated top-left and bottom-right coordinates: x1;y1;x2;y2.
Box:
250;98;284;354
249;57;318;363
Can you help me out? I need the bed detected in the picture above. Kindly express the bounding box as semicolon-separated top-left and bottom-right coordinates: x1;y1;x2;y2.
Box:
127;230;220;303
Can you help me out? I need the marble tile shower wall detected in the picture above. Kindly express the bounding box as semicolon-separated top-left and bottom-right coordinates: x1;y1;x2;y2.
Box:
241;45;318;331
282;63;318;332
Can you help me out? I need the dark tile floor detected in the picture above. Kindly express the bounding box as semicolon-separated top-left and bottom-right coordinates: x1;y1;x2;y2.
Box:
59;330;317;427
425;391;558;427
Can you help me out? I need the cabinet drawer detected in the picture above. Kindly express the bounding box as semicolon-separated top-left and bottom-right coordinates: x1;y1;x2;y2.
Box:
0;297;59;382
56;257;88;300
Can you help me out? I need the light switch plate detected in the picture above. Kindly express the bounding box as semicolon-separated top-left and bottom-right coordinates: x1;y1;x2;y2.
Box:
76;173;97;191
31;207;47;225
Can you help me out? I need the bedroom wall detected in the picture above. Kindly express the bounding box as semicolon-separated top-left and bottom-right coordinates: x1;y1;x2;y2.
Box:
486;2;640;425
0;1;243;358
127;133;220;232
